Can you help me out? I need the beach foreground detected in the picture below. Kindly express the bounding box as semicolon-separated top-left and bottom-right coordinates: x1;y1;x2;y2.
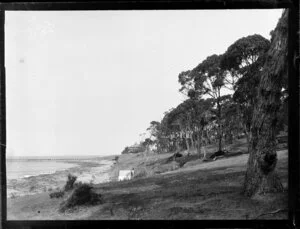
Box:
7;141;288;220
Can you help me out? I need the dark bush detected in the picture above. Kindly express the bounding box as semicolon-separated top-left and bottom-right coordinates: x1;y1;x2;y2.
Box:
64;174;77;192
209;150;226;159
49;190;64;199
59;183;102;212
74;181;83;188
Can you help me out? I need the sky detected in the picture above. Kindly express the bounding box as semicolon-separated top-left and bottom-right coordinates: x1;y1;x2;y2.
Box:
5;9;283;157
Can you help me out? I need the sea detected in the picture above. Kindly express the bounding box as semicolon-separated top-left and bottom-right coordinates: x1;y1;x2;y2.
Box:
7;159;78;180
6;156;115;198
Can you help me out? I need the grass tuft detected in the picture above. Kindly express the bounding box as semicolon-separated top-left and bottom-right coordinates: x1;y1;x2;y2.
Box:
49;190;64;199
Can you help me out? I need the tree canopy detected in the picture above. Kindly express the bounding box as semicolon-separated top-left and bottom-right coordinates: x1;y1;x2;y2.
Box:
125;11;288;199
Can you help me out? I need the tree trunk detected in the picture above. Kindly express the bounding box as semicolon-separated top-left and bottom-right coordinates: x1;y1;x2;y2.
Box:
217;98;222;152
190;133;195;149
244;128;284;196
227;131;233;145
218;128;222;151
185;136;190;151
175;138;180;152
243;10;288;197
201;131;207;160
244;129;250;153
196;131;202;154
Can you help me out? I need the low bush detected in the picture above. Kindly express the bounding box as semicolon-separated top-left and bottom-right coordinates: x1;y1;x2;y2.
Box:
174;154;201;167
10;193;17;199
133;168;149;179
64;174;77;192
74;181;83;188
209;150;227;159
59;183;102;212
49;190;64;199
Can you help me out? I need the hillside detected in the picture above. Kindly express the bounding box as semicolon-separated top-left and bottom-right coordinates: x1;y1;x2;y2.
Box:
7;139;288;220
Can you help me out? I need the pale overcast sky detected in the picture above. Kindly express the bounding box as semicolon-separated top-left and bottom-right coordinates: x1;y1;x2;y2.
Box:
5;9;283;157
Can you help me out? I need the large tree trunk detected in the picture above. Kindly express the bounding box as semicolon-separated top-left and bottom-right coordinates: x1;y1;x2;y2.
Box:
244;129;251;153
243;10;288;197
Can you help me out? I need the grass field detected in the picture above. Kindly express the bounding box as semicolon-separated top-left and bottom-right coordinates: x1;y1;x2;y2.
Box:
7;138;288;220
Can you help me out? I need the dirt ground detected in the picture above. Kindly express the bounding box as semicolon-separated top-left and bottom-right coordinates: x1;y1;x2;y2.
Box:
86;150;288;220
7;140;288;220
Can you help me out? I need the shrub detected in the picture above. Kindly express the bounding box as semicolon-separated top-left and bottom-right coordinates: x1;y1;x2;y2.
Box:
133;167;151;178
134;170;147;179
74;181;83;188
10;193;17;199
59;183;102;212
49;190;64;199
64;174;77;192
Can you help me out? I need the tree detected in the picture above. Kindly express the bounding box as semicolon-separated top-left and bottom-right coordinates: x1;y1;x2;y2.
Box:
178;70;193;97
142;138;154;152
145;121;165;153
221;34;270;89
158;109;181;153
221;34;271;152
188;54;228;152
243;10;288;197
221;96;243;145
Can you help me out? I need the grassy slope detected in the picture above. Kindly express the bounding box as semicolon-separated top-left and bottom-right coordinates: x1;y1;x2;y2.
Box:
7;139;288;220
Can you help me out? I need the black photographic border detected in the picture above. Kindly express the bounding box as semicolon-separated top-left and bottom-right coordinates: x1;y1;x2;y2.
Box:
0;1;299;228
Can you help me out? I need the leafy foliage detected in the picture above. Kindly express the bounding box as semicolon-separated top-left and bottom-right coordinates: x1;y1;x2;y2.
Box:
125;17;287;172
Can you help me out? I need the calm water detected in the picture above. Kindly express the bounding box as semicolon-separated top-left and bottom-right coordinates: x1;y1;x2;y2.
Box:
6;157;114;198
6;159;78;180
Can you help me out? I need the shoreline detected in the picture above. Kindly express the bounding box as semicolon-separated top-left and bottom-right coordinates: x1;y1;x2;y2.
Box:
7;139;288;220
7;148;288;220
7;158;116;199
